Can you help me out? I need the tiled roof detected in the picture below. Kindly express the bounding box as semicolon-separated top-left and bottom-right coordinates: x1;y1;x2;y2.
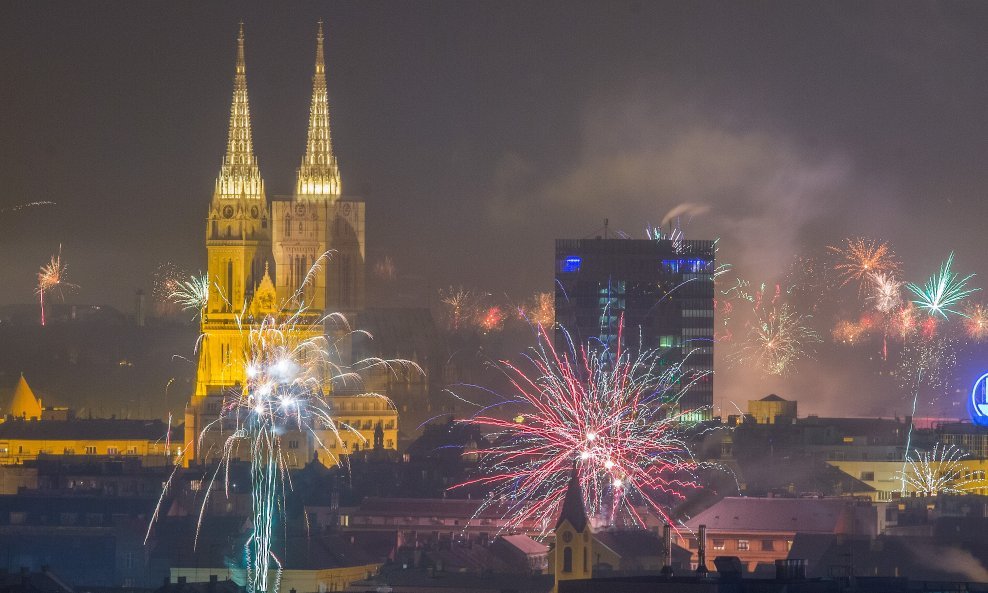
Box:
0;418;179;441
685;497;866;533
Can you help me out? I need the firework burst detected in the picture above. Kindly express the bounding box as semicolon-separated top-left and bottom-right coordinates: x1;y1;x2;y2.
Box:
867;272;903;314
896;444;975;496
440;286;484;331
149;257;420;593
518;291;555;327
733;304;820;375
36;246;76;326
828;238;901;291
451;323;708;534
965;303;988;342
907;252;979;319
170;273;212;319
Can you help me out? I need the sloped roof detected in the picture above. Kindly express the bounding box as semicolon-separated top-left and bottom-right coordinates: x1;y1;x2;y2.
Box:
498;533;549;556
593;529;691;563
685;497;862;533
0;418;179;441
760;394;786;402
9;374;42;419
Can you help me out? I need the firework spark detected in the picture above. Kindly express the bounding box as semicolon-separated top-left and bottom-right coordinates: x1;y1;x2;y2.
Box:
451;323;707;534
734;304;820;375
828;238;901;291
36;246;76;326
907;252;979;319
896;444;975;496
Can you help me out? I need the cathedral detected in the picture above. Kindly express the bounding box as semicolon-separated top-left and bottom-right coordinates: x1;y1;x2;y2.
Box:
184;22;391;466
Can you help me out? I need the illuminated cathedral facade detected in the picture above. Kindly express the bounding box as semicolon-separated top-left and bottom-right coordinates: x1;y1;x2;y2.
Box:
184;23;388;466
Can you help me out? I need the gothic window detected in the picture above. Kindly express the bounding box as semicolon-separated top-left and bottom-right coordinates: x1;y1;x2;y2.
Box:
285;215;292;238
583;547;588;572
562;547;572;573
342;254;352;307
226;260;234;310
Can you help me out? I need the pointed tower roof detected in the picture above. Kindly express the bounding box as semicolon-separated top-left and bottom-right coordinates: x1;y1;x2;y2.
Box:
215;21;265;200
296;20;342;198
556;462;589;532
9;374;42;419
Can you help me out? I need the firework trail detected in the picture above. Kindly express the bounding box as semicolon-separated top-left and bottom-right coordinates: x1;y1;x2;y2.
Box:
36;246;76;326
451;322;710;534
828;238;901;292
149;257;420;593
897;444;975;496
732;303;820;376
907;252;979;319
0;201;56;215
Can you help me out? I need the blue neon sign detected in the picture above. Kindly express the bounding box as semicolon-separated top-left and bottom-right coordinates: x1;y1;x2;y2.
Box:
561;256;582;273
969;372;988;426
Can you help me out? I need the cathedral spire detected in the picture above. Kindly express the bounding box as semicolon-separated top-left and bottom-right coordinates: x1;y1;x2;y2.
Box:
296;20;341;198
215;21;265;200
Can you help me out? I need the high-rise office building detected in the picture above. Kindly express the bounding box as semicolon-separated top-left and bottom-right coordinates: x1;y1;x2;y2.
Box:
554;238;715;419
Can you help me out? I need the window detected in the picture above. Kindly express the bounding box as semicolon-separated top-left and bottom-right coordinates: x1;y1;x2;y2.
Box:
786;540;793;551
386;440;394;449
860;471;875;481
687;538;698;549
712;539;726;550
85;446;97;455
761;540;774;551
737;539;749;551
562;547;573;573
107;447;118;455
288;440;299;450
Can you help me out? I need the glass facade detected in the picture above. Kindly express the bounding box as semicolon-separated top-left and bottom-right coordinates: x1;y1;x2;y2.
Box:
555;238;715;418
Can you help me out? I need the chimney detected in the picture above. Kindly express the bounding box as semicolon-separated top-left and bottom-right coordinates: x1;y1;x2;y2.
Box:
696;524;708;576
660;523;674;576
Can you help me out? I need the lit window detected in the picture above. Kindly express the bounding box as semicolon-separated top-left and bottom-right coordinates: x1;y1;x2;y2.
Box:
712;539;726;550
85;446;97;455
737;539;749;551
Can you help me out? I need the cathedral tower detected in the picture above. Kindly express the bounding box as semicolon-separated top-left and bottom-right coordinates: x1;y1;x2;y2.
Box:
272;21;364;316
186;23;271;463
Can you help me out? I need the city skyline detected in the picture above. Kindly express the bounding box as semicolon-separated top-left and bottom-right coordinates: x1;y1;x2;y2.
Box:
5;4;988;418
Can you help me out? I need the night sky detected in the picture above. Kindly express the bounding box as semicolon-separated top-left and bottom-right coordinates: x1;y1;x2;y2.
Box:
4;2;988;416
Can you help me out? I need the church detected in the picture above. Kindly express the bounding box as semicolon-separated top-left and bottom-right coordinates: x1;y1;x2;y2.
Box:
183;22;393;467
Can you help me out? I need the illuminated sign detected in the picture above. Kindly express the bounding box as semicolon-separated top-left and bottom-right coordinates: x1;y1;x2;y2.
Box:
969;372;988;426
561;256;582;273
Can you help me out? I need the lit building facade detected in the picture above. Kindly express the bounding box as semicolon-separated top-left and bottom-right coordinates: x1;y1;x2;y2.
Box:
554;238;715;418
185;23;387;467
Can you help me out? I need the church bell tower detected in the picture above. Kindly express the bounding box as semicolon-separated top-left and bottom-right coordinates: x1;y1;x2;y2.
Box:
186;23;271;463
